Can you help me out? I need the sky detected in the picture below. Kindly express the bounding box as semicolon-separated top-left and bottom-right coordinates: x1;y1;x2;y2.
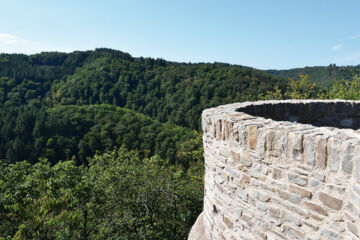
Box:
1;0;360;69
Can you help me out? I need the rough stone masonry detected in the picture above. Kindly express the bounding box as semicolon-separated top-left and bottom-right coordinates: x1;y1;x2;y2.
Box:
188;100;360;240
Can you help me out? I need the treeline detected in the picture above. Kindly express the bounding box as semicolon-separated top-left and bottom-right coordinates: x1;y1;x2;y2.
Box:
0;104;201;166
258;74;360;100
266;64;360;87
0;147;203;239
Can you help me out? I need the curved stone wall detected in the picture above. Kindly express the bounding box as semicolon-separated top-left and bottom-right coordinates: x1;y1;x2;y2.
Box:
190;100;360;240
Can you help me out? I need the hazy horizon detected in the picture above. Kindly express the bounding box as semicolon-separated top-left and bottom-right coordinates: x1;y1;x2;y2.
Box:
1;0;360;69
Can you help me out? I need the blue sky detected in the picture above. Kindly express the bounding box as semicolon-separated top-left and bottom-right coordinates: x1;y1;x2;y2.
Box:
1;0;360;69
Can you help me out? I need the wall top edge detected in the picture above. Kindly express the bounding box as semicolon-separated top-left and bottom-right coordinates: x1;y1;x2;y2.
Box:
202;100;360;141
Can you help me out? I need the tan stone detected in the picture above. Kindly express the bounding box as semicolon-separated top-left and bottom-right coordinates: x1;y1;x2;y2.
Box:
315;136;327;168
272;168;282;179
305;201;328;216
283;225;305;239
248;125;257;150
241;214;253;226
347;221;358;235
223;216;233;229
277;189;301;204
230;150;240;162
268;207;280;219
319;192;343;210
311;213;324;221
289;184;312;198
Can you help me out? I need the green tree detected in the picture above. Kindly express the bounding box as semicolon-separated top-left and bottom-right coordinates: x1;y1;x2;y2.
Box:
285;74;318;99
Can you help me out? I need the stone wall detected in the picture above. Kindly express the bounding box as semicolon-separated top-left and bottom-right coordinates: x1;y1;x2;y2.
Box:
189;100;360;240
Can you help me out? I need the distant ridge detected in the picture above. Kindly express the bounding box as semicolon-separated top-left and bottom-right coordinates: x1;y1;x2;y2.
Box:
266;64;360;87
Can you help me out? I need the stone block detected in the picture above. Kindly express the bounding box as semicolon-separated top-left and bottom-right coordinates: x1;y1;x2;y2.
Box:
319;192;343;210
268;207;280;219
230;150;240;162
256;202;268;212
328;138;341;172
280;210;302;226
311;172;325;181
341;140;355;174
305;201;328;216
223;216;233;229
354;145;360;182
272;168;282;179
288;173;308;186
247;125;257;150
309;178;320;187
288;132;303;162
289;184;312;198
273;196;309;217
304;135;315;165
283;225;305;239
320;228;342;240
315;135;327;168
347;221;358;236
236;188;248;202
277;189;302;204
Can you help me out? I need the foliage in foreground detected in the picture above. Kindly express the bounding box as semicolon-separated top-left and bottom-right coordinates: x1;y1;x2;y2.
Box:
0;147;204;239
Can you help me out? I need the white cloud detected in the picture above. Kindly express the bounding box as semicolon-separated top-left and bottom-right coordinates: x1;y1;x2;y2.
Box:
331;44;343;51
0;33;73;54
0;33;27;44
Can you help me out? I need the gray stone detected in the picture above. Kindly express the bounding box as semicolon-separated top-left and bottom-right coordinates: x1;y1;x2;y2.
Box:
320;229;342;240
349;190;360;206
329;138;341;172
341;140;355;174
277;189;302;204
256;202;268;212
355;146;360;182
281;210;301;226
236;189;248;202
288;173;307;186
309;178;320;187
342;154;353;174
353;185;360;196
311;172;325;181
329;222;345;233
327;184;345;194
305;136;315;165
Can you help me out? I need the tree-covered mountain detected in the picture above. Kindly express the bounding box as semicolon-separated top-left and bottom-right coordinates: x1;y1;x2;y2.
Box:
266;64;360;87
0;48;286;130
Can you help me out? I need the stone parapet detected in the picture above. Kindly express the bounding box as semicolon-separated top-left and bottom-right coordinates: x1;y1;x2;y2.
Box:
190;100;360;240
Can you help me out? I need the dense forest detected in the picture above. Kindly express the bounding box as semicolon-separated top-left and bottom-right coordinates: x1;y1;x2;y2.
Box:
0;48;287;130
266;64;360;87
1;48;359;239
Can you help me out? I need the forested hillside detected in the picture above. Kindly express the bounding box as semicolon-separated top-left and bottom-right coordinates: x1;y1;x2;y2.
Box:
0;104;200;166
0;48;286;130
266;64;360;87
1;48;359;239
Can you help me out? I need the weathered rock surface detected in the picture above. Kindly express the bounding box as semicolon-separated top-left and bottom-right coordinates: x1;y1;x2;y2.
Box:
189;100;360;240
